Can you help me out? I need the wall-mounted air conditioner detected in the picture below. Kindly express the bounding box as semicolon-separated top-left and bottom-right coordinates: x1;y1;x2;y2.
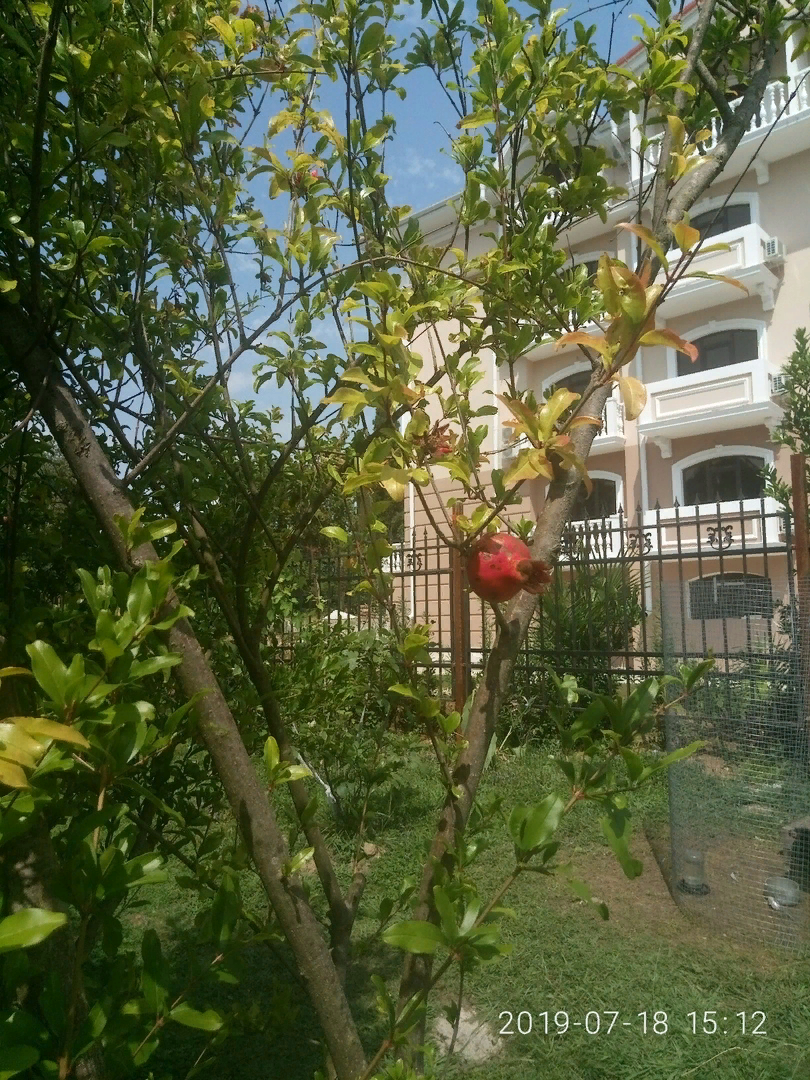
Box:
770;373;788;395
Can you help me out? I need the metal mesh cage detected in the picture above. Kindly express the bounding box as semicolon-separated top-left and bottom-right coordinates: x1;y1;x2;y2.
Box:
662;576;810;952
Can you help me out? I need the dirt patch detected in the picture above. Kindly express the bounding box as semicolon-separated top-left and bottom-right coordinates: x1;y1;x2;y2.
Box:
550;829;808;962
647;824;809;957
559;831;711;946
433;1006;502;1064
697;753;733;777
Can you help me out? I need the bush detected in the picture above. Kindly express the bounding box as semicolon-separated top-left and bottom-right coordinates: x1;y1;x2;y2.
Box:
503;561;643;745
268;623;415;830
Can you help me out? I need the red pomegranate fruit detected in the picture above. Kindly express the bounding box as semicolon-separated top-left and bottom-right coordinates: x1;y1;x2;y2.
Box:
465;533;552;604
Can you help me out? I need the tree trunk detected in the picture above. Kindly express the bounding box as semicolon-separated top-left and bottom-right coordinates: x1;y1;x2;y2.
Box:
0;307;369;1080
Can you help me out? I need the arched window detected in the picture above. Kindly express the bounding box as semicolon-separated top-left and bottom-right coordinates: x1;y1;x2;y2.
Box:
681;454;766;505
677;326;759;377
689;573;773;620
552;368;590;397
690;203;751;240
570;476;619;521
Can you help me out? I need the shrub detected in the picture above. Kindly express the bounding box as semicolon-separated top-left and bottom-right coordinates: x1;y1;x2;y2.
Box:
503;561;643;744
268;623;415;830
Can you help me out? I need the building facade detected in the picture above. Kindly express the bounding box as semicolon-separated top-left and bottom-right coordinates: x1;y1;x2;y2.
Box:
400;24;810;658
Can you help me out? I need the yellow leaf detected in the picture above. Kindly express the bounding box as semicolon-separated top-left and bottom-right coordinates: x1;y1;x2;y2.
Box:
616;222;668;269
504;449;554;487
615;376;648;421
11;717;90;748
569;415;602;429
667;114;686;152
381;476;407;501
0;759;28;789
596;254;621;316
610;266;647;323
671;221;700;253
682;270;749;295
639;329;698;364
0;724;45;762
554;332;609;356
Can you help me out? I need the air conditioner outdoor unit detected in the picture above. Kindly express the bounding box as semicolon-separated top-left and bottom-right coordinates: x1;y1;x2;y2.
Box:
763;236;785;261
771;373;788;395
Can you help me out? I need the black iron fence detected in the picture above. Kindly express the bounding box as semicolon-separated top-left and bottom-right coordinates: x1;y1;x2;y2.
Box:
269;496;805;739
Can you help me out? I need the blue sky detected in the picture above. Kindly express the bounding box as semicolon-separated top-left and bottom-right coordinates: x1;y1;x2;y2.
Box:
383;0;650;209
223;0;652;414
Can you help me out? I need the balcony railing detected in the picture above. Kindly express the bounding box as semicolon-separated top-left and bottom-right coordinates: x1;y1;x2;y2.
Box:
559;497;786;565
630;72;810;185
590;395;625;454
638;358;783;440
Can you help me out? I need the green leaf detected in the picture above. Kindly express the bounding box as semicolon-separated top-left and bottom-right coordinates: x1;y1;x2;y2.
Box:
0;909;67;953
601;810;643;879
126;574;155;627
208;14;236;51
280;764;312;783
169;1003;223;1031
388;683;418;700
357;22;385;60
491;0;508;40
382;920;446;955
264;736;280;774
0;1045;39;1080
284;847;314;877
141;929;169;1013
511;793;565;853
0;278;17;294
655;740;703;769
566;877;609;920
432;887;458;942
438;711;461;735
129;654;182;679
141;519;177;542
25;642;68;706
320;526;349;544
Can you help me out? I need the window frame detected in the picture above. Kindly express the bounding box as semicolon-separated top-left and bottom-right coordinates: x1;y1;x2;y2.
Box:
569;470;624;522
672;445;774;507
665;318;767;379
687;572;774;620
689;202;752;241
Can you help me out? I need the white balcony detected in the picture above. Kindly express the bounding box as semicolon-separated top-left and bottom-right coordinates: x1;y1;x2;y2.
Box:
558;499;786;565
657;223;783;317
630;72;810;187
589;395;625;455
638;359;783;441
640;499;785;554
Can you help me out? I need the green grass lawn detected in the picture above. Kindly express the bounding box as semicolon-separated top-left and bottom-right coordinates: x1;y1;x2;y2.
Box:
127;749;809;1080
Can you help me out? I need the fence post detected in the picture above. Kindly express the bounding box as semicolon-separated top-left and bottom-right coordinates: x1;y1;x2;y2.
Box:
450;543;471;714
790;453;810;760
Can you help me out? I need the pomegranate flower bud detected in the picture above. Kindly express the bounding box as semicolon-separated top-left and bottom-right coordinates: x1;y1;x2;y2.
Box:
465;532;552;604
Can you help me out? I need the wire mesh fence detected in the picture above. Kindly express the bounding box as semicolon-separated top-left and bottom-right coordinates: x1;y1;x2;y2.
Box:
268;494;810;950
